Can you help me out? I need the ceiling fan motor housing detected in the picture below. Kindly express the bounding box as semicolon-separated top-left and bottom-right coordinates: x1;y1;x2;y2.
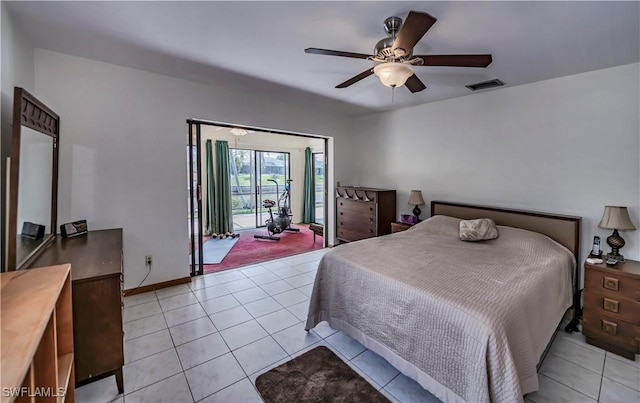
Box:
375;16;411;60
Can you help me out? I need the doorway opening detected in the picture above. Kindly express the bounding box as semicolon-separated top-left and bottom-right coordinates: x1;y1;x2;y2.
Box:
186;120;329;276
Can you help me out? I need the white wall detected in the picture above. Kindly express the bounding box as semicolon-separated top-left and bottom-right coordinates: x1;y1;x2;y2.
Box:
352;63;640;265
200;127;324;226
34;49;354;289
1;3;36;268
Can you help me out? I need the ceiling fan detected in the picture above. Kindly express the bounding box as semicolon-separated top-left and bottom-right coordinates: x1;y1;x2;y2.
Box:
305;10;492;93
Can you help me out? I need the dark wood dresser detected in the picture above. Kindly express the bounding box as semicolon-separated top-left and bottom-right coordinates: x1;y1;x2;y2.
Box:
336;186;396;243
30;229;125;392
583;258;640;361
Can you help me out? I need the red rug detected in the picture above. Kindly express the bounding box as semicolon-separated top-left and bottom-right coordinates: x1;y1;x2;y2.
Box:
202;224;323;274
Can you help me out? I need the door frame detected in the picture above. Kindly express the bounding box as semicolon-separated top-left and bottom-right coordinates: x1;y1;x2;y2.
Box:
187;121;204;276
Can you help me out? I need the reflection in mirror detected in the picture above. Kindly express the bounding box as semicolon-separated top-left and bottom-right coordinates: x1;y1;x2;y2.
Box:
15;127;54;267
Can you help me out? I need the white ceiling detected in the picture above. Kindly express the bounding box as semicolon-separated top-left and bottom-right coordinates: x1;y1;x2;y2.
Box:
5;1;639;114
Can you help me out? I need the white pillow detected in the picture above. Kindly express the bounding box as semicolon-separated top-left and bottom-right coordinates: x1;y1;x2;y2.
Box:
459;218;499;241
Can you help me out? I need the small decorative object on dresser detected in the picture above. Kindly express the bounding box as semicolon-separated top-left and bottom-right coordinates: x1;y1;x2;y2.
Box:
408;190;426;222
598;205;636;262
336;186;396;243
391;221;414;233
582;258;640;361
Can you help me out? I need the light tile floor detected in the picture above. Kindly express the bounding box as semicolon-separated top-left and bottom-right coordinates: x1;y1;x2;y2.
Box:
78;249;640;403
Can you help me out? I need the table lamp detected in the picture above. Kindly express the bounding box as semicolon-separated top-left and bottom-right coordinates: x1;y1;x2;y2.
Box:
598;206;636;262
408;190;426;222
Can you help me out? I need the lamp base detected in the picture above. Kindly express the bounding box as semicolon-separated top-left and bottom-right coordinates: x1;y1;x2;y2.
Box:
413;205;422;222
606;229;626;262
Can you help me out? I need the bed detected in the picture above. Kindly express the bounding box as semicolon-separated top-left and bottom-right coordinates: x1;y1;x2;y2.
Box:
305;201;581;403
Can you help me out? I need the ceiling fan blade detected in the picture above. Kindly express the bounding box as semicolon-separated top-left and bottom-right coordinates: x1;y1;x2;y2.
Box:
392;11;437;57
415;54;493;67
405;74;426;93
336;69;374;88
305;48;371;60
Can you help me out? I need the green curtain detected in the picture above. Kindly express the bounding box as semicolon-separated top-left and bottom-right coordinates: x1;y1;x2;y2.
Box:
204;140;215;236
214;140;234;234
302;147;315;223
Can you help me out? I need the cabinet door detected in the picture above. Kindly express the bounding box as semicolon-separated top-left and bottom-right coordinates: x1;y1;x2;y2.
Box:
73;276;124;382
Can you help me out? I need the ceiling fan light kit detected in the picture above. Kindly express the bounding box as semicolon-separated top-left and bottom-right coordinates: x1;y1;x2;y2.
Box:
374;63;414;87
304;10;493;94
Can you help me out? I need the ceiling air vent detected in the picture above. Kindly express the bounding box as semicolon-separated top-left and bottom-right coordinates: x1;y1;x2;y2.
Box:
466;79;504;91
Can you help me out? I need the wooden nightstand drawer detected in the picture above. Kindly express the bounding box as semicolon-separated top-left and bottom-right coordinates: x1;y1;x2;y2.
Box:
583;290;640;323
584;266;640;302
583;312;640;352
391;222;413;233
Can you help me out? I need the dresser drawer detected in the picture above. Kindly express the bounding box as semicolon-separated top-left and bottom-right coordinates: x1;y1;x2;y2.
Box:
584;267;640;302
336;207;376;224
337;211;375;228
336;227;375;242
583;312;640;352
336;199;376;216
584;290;640;323
337;218;376;236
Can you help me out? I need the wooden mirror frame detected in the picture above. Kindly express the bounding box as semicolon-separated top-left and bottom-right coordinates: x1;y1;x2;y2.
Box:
7;87;59;270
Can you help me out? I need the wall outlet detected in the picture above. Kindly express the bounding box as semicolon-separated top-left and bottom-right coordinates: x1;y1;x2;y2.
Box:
145;255;152;266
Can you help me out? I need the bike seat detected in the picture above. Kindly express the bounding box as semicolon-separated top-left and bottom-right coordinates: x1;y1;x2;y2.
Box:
262;199;276;208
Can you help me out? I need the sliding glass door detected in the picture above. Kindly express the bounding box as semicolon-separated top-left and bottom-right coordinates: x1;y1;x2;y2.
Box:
229;149;290;229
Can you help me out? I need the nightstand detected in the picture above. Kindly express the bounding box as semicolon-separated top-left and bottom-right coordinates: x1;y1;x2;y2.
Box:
582;258;640;361
391;222;414;233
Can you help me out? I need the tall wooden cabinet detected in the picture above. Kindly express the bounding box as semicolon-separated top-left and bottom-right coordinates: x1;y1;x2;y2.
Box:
1;264;75;403
336;186;396;243
30;229;124;393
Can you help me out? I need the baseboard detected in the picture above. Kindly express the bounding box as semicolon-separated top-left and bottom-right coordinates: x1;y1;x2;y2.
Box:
124;276;191;296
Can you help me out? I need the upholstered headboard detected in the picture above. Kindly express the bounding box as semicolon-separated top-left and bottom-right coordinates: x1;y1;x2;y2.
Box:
431;201;581;261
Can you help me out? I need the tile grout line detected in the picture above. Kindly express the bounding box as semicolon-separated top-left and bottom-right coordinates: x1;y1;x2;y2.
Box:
545;350;604;376
537;373;599;402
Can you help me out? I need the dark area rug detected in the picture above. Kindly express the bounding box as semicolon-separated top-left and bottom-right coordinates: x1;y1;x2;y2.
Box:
255;346;390;403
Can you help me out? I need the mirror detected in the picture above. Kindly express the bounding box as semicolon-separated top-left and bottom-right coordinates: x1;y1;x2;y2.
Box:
6;87;59;270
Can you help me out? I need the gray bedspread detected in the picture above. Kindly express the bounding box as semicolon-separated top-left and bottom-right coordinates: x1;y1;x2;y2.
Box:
305;215;574;403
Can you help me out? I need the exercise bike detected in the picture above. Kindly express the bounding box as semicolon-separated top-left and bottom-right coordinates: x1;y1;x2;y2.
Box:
254;179;300;241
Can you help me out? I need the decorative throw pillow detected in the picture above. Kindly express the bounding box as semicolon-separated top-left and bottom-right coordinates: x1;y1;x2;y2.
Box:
459;218;499;241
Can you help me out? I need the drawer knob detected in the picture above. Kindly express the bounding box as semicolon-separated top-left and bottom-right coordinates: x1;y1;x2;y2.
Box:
603;277;619;291
369;207;373;211
340;212;344;216
602;320;618;335
603;298;619;313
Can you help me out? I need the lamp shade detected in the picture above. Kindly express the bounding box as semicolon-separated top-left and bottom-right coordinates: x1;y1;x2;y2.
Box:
373;63;414;88
598;206;636;230
408;190;425;206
